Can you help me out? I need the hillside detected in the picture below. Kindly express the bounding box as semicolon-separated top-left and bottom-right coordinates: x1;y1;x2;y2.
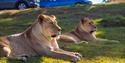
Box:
0;3;125;63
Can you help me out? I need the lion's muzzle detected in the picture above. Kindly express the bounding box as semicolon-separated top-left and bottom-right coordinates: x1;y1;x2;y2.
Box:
90;26;97;33
51;32;61;37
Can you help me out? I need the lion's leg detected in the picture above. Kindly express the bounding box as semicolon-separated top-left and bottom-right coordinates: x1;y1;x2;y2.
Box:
15;56;28;62
0;46;11;57
54;48;82;59
46;50;81;62
51;38;82;61
8;54;29;62
60;35;78;43
0;45;28;62
79;41;88;44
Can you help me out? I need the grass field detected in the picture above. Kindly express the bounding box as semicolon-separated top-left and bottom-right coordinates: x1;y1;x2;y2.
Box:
0;3;125;63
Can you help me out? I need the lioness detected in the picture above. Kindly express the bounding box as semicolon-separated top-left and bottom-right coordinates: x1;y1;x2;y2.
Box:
59;17;119;44
0;14;82;62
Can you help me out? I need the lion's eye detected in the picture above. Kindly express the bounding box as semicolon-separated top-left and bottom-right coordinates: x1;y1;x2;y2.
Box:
48;22;53;25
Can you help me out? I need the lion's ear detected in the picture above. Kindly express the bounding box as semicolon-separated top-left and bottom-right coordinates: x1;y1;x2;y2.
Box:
51;15;56;19
81;17;89;24
38;14;46;23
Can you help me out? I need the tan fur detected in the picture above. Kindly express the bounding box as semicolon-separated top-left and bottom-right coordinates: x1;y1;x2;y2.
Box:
59;17;119;44
0;14;82;62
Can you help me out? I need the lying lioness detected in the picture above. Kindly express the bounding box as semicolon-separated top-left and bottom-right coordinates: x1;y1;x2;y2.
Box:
0;14;82;62
59;17;119;44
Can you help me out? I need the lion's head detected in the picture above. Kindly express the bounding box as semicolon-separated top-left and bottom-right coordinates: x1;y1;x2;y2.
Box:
79;17;96;34
36;14;61;39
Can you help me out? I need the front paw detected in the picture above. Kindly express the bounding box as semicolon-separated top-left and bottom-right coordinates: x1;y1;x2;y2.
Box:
73;52;82;59
111;40;120;43
71;55;81;63
17;56;28;62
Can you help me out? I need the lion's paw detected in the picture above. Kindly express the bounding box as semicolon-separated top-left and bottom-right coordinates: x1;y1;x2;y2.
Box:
71;55;81;63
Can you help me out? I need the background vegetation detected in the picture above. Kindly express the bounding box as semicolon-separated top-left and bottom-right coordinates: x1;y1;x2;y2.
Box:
0;3;125;63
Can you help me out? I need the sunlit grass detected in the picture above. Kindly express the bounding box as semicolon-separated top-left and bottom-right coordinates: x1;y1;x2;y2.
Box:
93;18;103;25
78;56;125;63
0;10;20;15
96;31;105;36
42;57;71;63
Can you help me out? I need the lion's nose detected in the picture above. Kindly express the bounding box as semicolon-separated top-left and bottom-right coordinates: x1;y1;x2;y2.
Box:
93;25;97;29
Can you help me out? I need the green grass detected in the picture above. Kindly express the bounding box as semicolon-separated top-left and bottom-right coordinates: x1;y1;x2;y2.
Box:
0;3;125;63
